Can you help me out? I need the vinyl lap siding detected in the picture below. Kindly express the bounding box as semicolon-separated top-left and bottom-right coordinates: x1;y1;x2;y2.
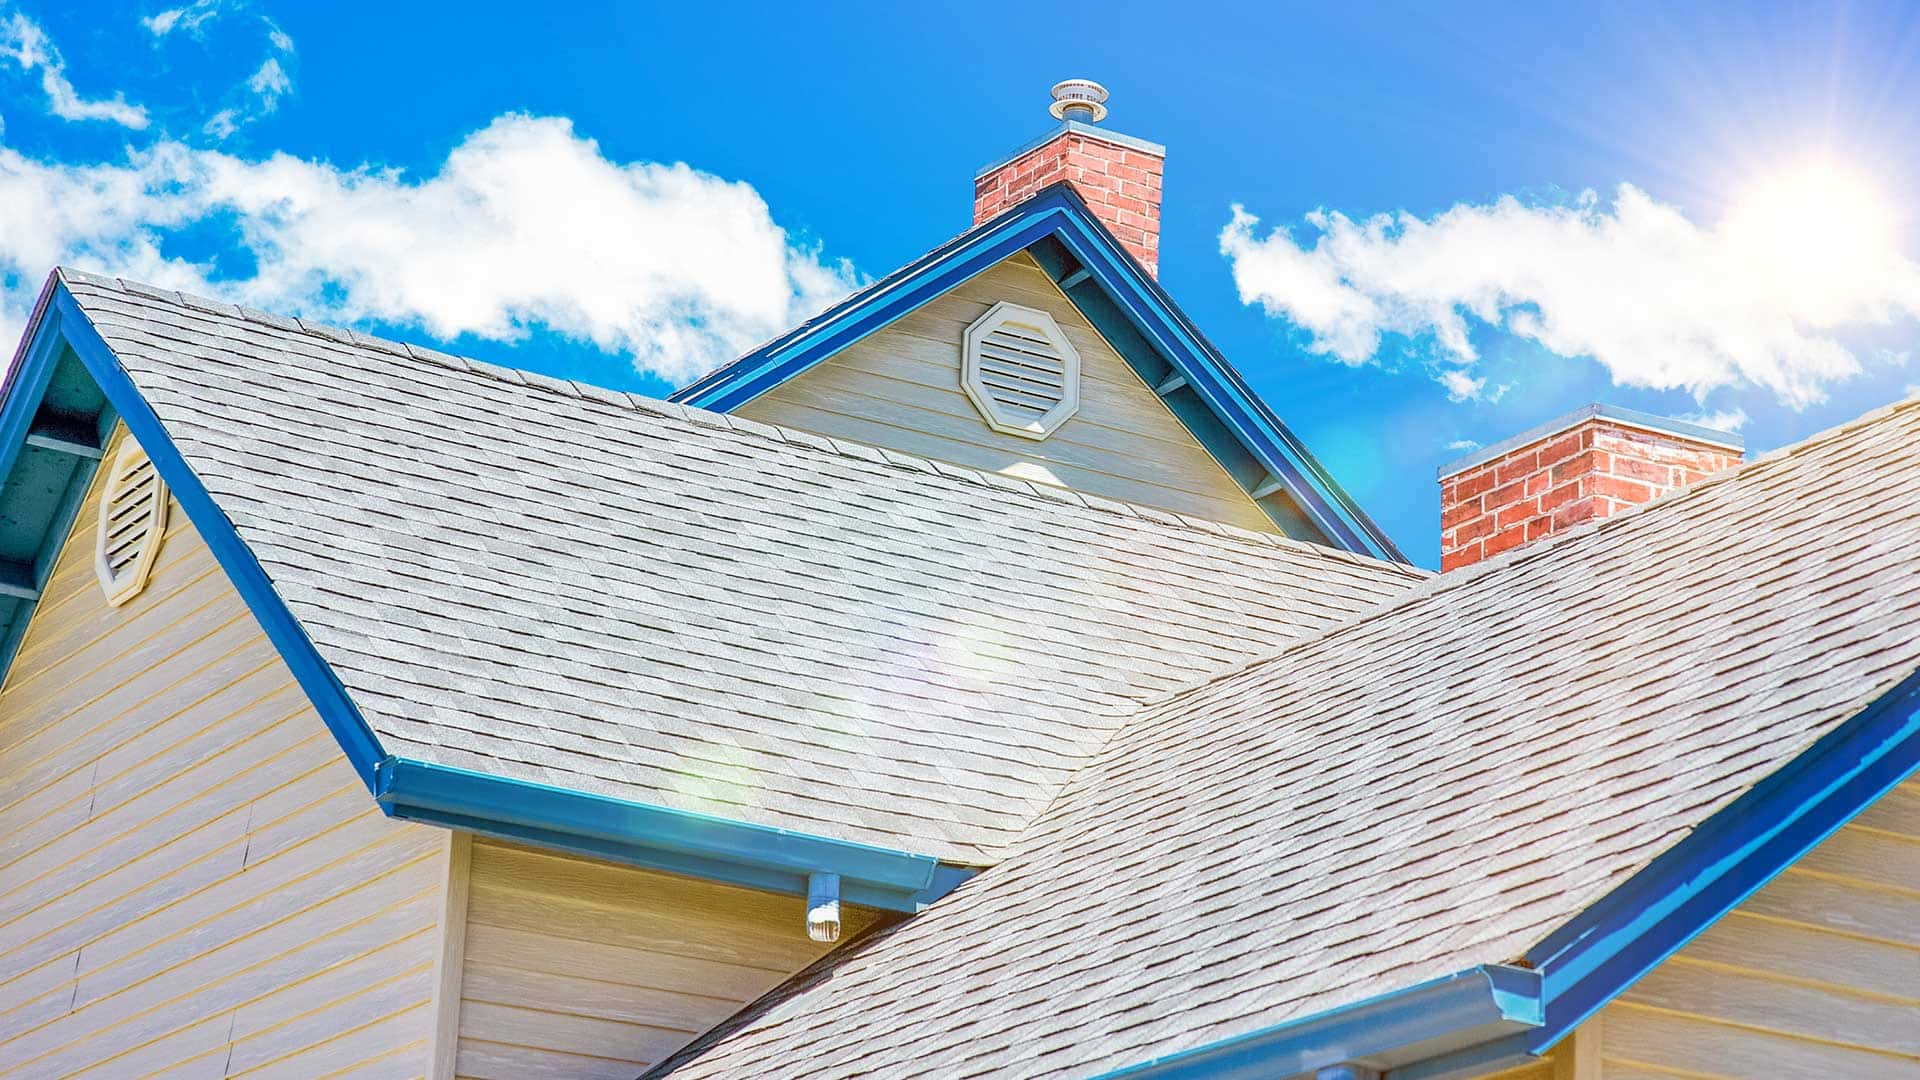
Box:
452;839;881;1079
1596;776;1920;1078
0;432;440;1079
736;253;1277;532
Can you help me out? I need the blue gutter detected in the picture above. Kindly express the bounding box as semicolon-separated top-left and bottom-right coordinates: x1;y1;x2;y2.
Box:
1519;660;1920;1049
1096;965;1541;1080
25;275;975;915
669;185;1406;565
1093;661;1920;1079
376;757;970;912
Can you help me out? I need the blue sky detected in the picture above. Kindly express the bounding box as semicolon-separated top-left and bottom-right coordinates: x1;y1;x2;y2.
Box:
4;1;1920;565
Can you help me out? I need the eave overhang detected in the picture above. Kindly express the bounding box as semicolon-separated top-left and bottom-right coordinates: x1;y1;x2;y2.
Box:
1095;965;1543;1080
375;757;967;911
1089;658;1920;1080
669;184;1407;565
0;272;974;915
1517;659;1920;1051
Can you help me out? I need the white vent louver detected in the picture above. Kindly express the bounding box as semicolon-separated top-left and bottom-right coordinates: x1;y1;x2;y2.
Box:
961;301;1082;441
95;437;169;607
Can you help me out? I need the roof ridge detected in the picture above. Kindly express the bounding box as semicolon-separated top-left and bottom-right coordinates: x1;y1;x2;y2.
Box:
1112;386;1920;718
54;266;1424;581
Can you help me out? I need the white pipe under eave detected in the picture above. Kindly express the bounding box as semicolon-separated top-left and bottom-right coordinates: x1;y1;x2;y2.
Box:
807;872;842;942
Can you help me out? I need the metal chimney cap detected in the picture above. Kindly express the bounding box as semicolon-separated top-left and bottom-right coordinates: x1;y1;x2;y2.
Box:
1049;79;1109;123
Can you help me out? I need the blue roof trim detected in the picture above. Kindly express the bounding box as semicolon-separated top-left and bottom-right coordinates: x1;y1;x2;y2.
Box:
375;756;972;913
0;291;104;677
1092;662;1920;1079
8;278;976;913
673;201;1068;412
1519;660;1920;1052
1093;965;1541;1080
669;185;1406;564
43;284;391;790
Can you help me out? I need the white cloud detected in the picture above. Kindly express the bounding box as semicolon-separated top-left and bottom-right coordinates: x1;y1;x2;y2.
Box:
1444;438;1480;452
1220;177;1920;409
246;56;287;101
1438;368;1485;402
0;11;149;128
1678;407;1749;432
201;107;238;139
141;1;219;37
0;114;858;384
199;38;293;140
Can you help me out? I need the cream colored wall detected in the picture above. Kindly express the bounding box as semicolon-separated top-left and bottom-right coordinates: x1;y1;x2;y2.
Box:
0;428;441;1079
448;837;881;1079
1481;1052;1557;1080
736;253;1277;531
1584;776;1920;1078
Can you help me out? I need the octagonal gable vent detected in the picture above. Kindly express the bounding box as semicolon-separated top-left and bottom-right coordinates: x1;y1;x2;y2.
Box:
961;301;1081;441
95;437;169;607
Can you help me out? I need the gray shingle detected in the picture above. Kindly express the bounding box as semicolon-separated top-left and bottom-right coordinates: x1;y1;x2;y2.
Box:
59;269;1422;866
652;393;1920;1078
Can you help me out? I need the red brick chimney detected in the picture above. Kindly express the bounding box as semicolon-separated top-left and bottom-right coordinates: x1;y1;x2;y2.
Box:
973;79;1166;276
1439;405;1744;571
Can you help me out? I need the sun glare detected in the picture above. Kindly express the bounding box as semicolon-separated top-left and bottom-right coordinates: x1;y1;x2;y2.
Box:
1725;162;1900;274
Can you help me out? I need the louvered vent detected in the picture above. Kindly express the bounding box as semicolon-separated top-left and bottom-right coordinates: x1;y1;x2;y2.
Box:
95;437;170;607
961;301;1082;440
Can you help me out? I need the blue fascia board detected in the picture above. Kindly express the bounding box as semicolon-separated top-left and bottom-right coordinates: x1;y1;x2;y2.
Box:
25;281;981;914
1520;661;1920;1051
675;206;1068;413
1094;964;1542;1080
1038;208;1390;560
1388;1033;1537;1080
375;756;971;913
0;283;68;488
44;284;390;787
0;285;89;677
669;186;1406;565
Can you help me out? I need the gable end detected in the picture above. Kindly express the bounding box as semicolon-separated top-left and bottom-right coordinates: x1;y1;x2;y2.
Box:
670;185;1407;563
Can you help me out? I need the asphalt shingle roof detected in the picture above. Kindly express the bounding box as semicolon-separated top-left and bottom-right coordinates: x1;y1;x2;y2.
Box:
651;391;1920;1078
58;267;1423;866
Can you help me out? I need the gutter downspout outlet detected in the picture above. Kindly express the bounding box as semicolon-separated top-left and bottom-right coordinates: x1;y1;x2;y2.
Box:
807;872;842;942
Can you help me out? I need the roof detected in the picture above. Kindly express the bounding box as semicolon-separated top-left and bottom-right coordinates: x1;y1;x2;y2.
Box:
44;268;1422;870
669;182;1409;563
651;390;1920;1077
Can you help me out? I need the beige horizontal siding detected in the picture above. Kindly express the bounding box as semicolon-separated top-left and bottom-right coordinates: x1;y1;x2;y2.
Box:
1599;777;1920;1078
452;839;884;1079
0;427;440;1079
737;253;1275;531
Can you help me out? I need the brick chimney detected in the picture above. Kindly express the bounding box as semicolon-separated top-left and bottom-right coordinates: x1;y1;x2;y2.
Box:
1439;405;1744;571
973;79;1166;276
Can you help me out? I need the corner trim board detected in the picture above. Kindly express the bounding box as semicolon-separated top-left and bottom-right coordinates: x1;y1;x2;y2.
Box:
1094;964;1542;1080
425;830;472;1080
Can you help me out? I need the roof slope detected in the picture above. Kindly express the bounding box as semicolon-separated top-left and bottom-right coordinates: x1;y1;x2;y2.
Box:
57;268;1421;865
671;182;1407;562
654;394;1920;1077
